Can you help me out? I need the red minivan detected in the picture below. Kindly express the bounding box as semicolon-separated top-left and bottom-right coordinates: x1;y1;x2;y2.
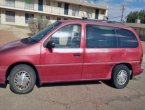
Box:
0;20;143;94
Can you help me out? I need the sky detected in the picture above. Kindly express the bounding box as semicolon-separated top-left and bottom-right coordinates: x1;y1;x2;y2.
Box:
90;0;145;21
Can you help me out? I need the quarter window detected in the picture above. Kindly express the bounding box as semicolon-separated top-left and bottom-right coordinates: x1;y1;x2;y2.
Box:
50;24;81;48
86;25;117;48
116;29;138;48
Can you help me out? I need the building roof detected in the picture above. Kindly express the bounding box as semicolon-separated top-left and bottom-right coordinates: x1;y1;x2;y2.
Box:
125;23;145;28
55;0;107;10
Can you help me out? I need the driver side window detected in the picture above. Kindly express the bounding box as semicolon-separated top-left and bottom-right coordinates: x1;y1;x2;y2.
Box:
50;24;81;48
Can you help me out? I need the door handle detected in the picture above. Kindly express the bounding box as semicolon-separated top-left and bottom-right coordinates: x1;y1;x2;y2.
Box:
73;53;81;56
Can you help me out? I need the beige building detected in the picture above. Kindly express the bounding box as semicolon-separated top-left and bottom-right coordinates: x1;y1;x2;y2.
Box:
0;0;108;26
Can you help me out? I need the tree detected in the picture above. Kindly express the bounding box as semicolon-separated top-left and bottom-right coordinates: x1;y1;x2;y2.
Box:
126;10;145;23
28;16;50;34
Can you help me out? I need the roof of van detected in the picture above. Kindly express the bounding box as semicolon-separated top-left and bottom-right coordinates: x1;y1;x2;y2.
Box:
60;20;132;30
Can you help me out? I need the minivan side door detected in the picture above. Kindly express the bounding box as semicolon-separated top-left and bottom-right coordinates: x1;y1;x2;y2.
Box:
40;24;84;82
82;24;123;80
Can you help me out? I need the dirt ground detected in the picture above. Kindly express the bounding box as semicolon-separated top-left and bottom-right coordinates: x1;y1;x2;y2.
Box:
0;30;17;45
0;26;145;110
0;24;29;45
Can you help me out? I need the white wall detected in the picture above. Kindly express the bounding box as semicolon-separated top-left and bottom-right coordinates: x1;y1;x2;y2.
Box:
0;0;107;26
0;9;17;26
0;9;38;26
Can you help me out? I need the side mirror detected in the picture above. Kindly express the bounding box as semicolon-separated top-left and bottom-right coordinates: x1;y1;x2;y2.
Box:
45;41;55;48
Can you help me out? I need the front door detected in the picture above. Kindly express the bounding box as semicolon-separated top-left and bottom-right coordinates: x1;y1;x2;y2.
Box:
41;24;83;82
38;0;43;11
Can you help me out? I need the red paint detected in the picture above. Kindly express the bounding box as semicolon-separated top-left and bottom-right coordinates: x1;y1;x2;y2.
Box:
0;20;143;84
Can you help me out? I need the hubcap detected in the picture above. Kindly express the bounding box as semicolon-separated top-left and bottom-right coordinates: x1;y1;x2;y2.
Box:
117;70;128;85
14;71;31;91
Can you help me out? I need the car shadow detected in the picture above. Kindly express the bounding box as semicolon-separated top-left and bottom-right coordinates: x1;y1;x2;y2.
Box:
38;80;102;88
101;80;115;89
0;84;7;88
0;81;114;89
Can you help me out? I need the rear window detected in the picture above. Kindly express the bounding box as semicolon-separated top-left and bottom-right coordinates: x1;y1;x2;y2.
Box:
116;28;138;48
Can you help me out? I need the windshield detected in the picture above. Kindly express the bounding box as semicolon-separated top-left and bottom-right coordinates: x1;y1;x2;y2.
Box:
30;21;61;42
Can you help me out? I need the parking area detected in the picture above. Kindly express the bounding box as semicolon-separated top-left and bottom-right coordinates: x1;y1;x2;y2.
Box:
0;66;145;110
0;25;145;110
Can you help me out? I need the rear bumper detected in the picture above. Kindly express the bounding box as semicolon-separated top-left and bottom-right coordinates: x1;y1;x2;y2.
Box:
133;66;143;76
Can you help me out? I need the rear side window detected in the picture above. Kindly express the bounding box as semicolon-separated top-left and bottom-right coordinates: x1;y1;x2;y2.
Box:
86;25;117;48
116;28;138;48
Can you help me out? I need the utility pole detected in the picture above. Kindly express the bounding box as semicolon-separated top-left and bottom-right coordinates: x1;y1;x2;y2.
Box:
121;5;125;22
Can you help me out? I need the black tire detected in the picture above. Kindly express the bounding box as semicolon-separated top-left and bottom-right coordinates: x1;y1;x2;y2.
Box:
111;64;130;89
9;64;36;94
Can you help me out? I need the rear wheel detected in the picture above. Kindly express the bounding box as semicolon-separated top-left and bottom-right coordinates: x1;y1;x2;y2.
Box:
111;64;130;89
9;64;36;94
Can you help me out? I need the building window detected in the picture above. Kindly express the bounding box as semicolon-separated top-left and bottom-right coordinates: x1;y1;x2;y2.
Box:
100;10;106;15
87;8;93;18
72;5;79;16
64;3;69;15
6;11;15;22
57;17;61;20
46;15;51;20
46;0;51;6
5;0;15;7
95;9;99;19
25;13;34;23
25;0;34;10
58;2;62;7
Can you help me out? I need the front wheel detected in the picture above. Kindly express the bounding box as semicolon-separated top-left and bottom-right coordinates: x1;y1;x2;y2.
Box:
111;64;130;89
9;64;36;94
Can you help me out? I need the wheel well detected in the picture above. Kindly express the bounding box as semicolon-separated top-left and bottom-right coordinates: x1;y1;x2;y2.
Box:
112;63;133;79
6;62;40;84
